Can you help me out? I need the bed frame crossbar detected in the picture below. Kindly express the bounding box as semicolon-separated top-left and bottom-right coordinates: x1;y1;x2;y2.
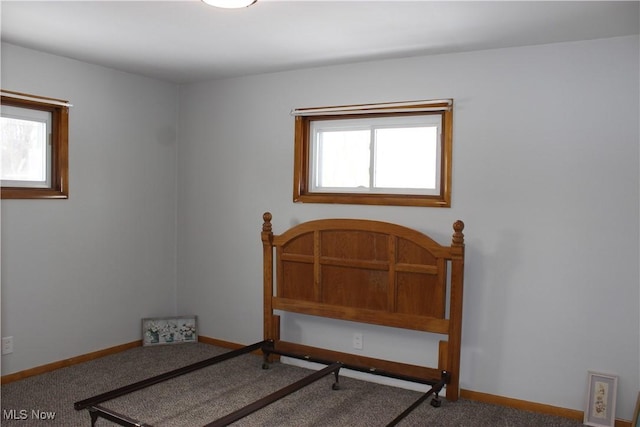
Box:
204;362;342;427
261;340;445;388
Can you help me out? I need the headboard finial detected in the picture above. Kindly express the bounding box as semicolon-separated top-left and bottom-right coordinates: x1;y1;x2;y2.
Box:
452;220;465;246
262;212;273;232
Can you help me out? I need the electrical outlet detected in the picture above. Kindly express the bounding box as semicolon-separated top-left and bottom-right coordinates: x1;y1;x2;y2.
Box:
352;332;363;350
2;336;13;355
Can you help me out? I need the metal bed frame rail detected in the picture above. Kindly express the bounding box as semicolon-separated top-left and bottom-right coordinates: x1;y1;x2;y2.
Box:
74;341;449;427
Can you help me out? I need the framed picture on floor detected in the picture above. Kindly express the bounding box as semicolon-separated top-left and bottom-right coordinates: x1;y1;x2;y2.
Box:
584;371;618;427
142;315;198;346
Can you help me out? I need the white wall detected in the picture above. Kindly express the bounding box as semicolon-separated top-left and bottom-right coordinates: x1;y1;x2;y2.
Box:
177;36;640;419
1;35;638;421
0;43;179;374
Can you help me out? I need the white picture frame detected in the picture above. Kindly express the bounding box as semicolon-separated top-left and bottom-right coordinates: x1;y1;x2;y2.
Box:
584;371;618;427
632;392;640;427
142;315;197;346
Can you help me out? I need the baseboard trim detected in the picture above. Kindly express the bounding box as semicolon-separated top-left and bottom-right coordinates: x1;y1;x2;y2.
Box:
1;340;142;385
0;336;632;427
197;335;264;356
460;389;581;420
459;389;631;427
0;336;230;385
198;335;246;349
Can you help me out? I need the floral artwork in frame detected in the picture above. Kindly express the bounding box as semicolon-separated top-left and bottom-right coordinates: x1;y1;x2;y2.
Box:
584;371;618;427
142;316;197;346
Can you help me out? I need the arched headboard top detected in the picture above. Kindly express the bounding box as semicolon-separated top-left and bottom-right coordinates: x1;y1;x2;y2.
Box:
262;213;464;257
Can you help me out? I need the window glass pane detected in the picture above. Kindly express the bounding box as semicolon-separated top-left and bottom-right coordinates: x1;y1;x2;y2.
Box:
313;128;370;190
1;105;51;187
374;126;438;190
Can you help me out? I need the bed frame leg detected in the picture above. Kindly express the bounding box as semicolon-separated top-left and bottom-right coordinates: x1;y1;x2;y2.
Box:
261;351;271;369
430;370;450;408
331;368;341;390
89;409;99;427
430;393;442;408
261;340;276;369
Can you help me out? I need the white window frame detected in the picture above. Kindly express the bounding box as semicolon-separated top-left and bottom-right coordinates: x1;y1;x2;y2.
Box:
309;114;442;195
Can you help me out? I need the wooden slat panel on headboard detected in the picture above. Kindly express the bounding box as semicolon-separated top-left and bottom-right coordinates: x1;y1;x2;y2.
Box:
273;219;451;323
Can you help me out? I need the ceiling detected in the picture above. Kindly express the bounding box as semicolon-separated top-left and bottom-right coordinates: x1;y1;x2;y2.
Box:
1;1;638;84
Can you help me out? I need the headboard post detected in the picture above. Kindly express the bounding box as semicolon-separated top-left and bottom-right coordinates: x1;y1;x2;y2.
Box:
447;219;465;401
452;220;465;247
261;212;275;341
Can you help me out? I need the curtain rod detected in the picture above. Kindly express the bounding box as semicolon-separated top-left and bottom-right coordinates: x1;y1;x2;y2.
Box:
295;106;450;116
1;90;73;108
291;99;452;116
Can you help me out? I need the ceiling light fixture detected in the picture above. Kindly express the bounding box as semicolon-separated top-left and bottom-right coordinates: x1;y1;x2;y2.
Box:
201;0;257;8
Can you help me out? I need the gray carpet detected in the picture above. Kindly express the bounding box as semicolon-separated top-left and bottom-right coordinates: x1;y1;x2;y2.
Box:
1;342;585;426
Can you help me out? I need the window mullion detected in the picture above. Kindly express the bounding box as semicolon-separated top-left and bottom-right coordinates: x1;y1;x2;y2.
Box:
369;127;375;189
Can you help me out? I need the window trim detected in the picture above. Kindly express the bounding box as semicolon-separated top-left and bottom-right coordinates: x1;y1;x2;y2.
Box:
1;91;70;199
293;99;453;207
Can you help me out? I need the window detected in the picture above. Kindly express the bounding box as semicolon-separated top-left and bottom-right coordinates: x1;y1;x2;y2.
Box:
1;90;70;199
293;99;453;207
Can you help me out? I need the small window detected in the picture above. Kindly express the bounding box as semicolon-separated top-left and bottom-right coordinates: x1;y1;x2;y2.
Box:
1;90;70;199
293;99;453;207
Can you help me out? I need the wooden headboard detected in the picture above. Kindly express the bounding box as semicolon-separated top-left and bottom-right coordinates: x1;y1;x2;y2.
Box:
261;212;465;401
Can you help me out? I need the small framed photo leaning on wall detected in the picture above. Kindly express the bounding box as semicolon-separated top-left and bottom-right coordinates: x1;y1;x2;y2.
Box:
142;315;198;346
633;392;640;427
584;371;618;427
